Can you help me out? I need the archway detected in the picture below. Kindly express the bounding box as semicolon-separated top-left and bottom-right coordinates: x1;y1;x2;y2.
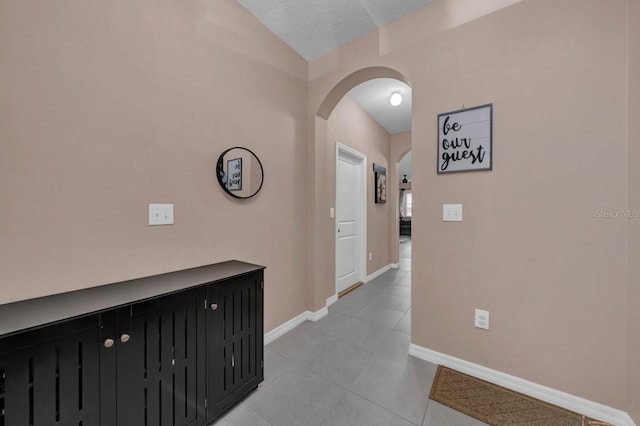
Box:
316;67;411;120
390;145;412;267
307;66;412;314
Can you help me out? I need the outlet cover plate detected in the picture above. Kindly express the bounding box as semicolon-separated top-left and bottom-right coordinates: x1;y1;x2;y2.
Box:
475;309;489;330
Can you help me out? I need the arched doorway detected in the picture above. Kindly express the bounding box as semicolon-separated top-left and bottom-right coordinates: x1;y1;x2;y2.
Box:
307;66;413;314
397;150;412;266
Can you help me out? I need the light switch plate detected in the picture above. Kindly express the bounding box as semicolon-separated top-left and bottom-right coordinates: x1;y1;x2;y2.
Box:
149;204;174;226
443;204;463;221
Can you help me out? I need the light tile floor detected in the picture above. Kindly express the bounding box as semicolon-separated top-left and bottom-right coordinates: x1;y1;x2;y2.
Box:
215;238;487;426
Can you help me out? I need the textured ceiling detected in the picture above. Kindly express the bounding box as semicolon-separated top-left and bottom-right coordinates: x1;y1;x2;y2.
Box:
235;0;433;61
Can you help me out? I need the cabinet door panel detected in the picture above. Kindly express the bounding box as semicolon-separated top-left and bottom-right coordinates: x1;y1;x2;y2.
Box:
0;317;101;426
207;272;263;420
116;289;202;426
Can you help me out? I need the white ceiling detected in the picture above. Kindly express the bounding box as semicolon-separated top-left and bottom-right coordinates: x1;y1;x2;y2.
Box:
347;78;412;134
235;0;433;61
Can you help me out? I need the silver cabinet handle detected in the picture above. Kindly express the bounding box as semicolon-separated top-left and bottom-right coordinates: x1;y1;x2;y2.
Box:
210;303;218;310
120;334;130;343
104;338;115;348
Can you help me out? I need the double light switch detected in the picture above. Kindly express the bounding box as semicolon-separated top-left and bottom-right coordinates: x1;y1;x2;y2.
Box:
443;204;463;222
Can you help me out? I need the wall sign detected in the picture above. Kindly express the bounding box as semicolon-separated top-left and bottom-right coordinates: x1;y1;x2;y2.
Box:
227;158;242;191
373;163;387;204
437;104;492;174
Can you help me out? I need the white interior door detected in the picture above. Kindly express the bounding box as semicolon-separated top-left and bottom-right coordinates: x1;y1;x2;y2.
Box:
336;145;366;294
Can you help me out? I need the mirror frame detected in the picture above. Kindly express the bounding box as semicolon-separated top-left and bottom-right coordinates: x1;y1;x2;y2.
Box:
216;147;264;199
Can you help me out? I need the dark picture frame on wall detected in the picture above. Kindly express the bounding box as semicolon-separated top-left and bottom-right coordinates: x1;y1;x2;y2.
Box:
437;103;493;174
373;163;387;204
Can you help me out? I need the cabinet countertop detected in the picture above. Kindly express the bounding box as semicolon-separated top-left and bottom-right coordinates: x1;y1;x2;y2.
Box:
0;260;265;338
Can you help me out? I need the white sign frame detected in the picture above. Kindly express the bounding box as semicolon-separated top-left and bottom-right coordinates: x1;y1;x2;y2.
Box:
437;104;493;174
227;158;242;191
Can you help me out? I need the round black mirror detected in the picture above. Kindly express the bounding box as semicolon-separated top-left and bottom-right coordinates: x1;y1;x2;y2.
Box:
216;147;264;199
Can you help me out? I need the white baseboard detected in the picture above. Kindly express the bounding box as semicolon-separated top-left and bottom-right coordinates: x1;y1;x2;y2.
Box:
409;344;635;426
264;311;309;345
308;306;328;322
326;294;338;307
264;305;330;345
365;263;393;282
390;263;400;269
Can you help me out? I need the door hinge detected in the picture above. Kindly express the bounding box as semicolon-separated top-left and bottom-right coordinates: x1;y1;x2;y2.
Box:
261;281;264;289
204;299;207;310
261;361;264;368
204;398;208;409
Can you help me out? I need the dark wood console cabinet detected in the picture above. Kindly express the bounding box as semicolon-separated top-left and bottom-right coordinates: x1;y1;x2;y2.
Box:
0;260;264;426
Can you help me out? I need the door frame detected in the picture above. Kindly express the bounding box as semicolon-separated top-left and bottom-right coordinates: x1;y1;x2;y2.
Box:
335;143;367;296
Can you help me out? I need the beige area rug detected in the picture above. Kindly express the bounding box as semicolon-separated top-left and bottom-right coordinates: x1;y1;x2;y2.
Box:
429;366;611;426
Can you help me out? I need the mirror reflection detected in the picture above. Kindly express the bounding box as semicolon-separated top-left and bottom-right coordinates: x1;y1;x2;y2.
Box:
216;147;264;199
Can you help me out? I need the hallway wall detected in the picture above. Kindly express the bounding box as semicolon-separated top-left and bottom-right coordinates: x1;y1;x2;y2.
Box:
0;0;309;333
627;0;640;420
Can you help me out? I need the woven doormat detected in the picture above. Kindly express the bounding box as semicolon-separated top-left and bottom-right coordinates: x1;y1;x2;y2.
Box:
429;366;611;426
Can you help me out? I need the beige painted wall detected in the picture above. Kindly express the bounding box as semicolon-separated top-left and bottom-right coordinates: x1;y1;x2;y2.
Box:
309;0;630;412
0;0;309;333
628;0;640;420
326;96;392;298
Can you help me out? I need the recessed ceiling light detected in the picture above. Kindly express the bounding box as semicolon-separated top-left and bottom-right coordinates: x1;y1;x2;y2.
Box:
389;92;403;106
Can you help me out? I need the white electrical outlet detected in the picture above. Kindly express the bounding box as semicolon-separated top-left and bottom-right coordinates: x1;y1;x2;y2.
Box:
475;309;489;330
149;204;174;226
369;252;372;261
443;204;463;221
